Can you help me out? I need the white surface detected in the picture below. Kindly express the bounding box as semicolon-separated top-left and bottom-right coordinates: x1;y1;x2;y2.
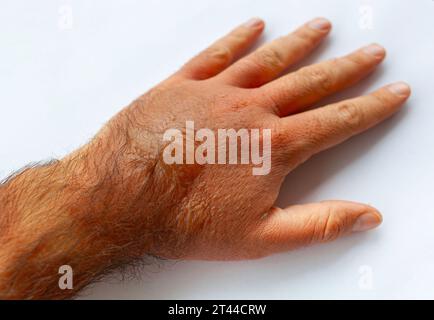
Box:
1;0;433;299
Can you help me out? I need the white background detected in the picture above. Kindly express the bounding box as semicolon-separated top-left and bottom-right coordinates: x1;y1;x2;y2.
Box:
1;0;433;299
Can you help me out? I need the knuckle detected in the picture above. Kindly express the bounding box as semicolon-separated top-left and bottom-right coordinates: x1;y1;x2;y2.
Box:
230;30;249;44
293;29;317;48
313;68;335;92
254;48;285;71
336;102;363;130
204;45;232;65
298;66;334;94
261;92;282;116
345;53;367;67
315;206;346;242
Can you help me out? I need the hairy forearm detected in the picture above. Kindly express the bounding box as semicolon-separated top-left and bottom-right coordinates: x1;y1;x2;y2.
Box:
0;127;157;299
0;158;113;299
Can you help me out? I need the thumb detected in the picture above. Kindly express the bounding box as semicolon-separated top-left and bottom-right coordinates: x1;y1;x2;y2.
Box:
250;200;382;256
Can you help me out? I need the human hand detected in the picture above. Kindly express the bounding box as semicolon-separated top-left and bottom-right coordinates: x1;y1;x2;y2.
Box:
71;17;410;260
0;17;411;299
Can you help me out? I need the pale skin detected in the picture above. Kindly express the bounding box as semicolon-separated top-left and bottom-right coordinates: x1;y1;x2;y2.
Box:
0;17;411;299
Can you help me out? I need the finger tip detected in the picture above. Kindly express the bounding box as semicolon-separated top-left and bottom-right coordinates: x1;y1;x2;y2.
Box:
363;43;387;60
371;209;383;224
308;17;332;32
243;17;265;29
352;210;383;233
387;81;412;99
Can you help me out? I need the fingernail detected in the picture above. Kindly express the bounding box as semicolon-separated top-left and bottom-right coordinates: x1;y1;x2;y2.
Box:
352;212;382;232
388;82;411;98
308;18;331;31
243;17;263;28
363;43;386;58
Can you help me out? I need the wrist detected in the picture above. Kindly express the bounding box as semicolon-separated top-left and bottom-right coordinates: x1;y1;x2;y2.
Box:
0;146;154;298
0;161;86;298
